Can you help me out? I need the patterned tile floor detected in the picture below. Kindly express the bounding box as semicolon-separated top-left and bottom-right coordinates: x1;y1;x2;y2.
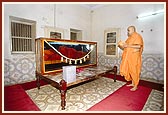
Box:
142;90;164;111
26;77;125;111
26;77;164;112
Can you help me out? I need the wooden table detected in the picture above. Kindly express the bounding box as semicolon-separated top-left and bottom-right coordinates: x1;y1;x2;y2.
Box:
36;66;117;110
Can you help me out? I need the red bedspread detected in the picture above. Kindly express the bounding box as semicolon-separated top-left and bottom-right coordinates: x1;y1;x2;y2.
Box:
44;46;87;61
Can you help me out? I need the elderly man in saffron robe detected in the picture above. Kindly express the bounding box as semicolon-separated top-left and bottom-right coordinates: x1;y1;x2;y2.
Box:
118;26;144;91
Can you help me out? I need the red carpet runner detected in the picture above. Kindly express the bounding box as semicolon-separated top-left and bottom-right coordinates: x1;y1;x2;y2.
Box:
87;83;152;111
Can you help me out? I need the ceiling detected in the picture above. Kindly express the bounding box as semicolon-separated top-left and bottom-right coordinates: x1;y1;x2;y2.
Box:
81;4;105;10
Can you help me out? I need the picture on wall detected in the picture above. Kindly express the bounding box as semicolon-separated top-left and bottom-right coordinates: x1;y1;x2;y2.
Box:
104;28;120;57
106;44;116;55
106;32;116;43
44;26;64;39
50;31;62;39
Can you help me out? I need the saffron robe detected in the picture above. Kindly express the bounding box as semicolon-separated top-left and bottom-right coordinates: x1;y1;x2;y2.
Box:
120;32;144;87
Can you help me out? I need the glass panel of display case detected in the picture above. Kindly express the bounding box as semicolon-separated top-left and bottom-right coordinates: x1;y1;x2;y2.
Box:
36;38;97;74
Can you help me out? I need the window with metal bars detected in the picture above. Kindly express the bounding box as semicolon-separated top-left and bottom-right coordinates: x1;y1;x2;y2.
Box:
10;16;36;53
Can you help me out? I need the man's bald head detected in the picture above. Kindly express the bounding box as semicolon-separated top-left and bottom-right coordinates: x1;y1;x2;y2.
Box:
127;26;136;36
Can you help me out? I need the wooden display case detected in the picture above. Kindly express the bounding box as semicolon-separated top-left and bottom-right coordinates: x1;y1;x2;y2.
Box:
36;38;97;75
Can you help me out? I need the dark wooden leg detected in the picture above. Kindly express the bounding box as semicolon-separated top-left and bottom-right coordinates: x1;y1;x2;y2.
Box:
113;66;117;82
36;72;41;89
59;80;67;110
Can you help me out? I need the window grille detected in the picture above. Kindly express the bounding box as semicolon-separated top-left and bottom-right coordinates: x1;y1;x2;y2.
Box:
10;16;36;53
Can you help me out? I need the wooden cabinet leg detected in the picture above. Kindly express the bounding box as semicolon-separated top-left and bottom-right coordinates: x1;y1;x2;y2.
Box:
113;66;117;82
36;71;41;89
59;80;67;110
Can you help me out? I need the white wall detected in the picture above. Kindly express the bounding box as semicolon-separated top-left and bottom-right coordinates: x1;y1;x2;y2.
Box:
91;4;165;54
54;4;91;40
4;3;165;57
4;3;91;58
